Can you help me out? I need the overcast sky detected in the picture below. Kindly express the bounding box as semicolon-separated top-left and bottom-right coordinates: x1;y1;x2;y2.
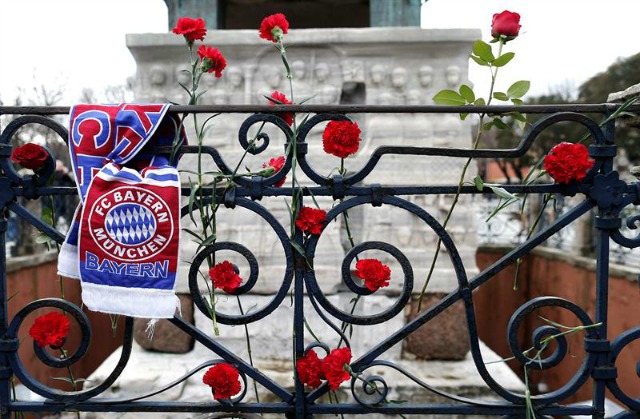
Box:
0;0;638;104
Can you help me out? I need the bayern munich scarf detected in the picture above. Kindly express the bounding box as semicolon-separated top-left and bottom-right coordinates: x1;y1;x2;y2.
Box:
57;104;186;318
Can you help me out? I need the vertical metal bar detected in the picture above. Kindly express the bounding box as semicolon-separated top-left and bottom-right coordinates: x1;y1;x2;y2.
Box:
591;224;610;419
0;211;11;419
293;199;306;418
590;115;616;419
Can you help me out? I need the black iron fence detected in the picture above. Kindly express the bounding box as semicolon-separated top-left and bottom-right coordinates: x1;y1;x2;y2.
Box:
0;103;639;418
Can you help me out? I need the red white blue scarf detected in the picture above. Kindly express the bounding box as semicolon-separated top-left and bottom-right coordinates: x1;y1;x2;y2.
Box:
58;104;185;318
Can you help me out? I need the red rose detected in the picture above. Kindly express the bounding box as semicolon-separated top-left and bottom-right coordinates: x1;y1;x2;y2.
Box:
259;13;289;43
491;11;521;42
355;259;391;292
321;347;352;390
172;17;207;44
262;156;286;187
268;91;294;126
322;120;362;159
543;142;594;184
295;206;327;235
197;45;227;78
297;349;324;389
209;260;243;293
202;363;242;400
29;312;70;348
11;143;49;171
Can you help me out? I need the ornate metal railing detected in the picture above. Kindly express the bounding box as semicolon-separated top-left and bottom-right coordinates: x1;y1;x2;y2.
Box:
0;103;639;418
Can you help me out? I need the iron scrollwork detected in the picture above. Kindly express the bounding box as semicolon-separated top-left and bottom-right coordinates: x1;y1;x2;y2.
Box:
0;103;638;417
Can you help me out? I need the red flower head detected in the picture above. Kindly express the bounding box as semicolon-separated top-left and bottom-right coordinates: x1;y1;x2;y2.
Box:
11;143;49;172
209;261;243;293
543;142;594;184
322;120;362;159
295;206;327;235
297;349;324;389
262;156;286;187
197;45;227;78
259;13;289;43
322;347;352;390
355;259;391;292
172;17;207;44
268;91;294;126
202;363;242;400
491;11;521;42
29;312;70;348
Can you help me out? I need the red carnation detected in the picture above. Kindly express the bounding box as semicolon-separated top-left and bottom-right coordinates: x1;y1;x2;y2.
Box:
209;261;243;293
491;10;521;42
322;120;362;159
197;45;227;78
297;349;324;389
543;142;594;184
268;91;294;126
322;347;352;390
172;17;207;44
202;363;242;400
355;259;391;292
29;312;70;348
259;13;289;43
295;206;327;235
11;143;48;171
262;156;286;187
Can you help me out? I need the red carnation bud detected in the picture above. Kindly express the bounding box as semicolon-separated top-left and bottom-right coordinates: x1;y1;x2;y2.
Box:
543;142;594;184
355;259;391;292
322;120;362;159
29;312;70;348
321;347;352;390
295;206;327;235
259;13;289;43
208;260;243;293
202;363;241;400
197;45;227;78
172;17;207;44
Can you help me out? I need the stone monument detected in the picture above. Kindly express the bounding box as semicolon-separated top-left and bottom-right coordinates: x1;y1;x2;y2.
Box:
88;0;523;412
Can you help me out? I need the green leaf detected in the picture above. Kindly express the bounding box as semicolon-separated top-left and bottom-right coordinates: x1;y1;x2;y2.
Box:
509;111;527;123
472;40;495;62
492;118;509;129
182;228;203;242
200;235;217;247
492;92;509;101
470;55;490;67
459;113;469;120
489;186;520;201
432;90;466;105
290;241;307;258
511;98;524;106
459;85;475;103
473;175;484;191
482;121;494;130
492;52;515;67
507;80;530;99
474;98;486;106
35;233;52;244
187;178;199;226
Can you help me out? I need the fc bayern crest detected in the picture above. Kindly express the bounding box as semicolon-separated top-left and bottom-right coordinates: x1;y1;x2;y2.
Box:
88;186;174;263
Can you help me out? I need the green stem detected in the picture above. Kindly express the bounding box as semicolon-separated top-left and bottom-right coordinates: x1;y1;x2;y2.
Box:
417;40;505;311
236;296;259;403
513;193;552;290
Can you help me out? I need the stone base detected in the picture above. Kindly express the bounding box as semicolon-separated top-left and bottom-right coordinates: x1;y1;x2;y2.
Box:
133;294;195;354
403;293;470;360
